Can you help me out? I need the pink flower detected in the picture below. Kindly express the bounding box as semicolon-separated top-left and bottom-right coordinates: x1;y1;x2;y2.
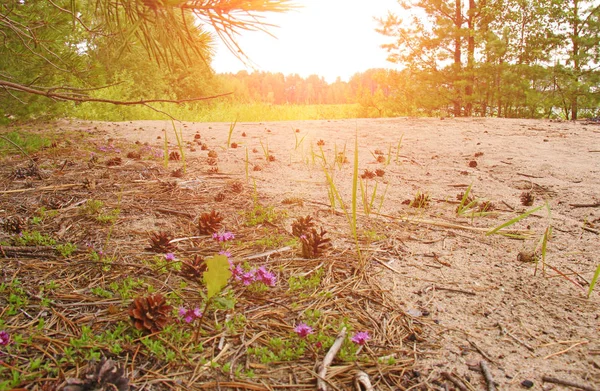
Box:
178;307;202;323
164;253;176;261
240;271;256;286
256;266;277;287
213;232;235;242
219;250;232;258
0;331;10;346
294;323;313;338
351;331;370;345
230;264;244;281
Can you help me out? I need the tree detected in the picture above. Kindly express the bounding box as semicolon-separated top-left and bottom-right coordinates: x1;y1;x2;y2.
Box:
0;0;293;118
377;0;479;116
550;0;600;120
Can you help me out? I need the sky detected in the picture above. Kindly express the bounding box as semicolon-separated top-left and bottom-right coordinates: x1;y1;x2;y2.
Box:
210;0;402;83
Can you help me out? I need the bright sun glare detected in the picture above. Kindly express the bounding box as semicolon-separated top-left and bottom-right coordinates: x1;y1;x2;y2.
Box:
211;0;402;83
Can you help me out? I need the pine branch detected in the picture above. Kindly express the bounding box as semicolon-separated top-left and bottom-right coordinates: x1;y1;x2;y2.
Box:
0;79;232;105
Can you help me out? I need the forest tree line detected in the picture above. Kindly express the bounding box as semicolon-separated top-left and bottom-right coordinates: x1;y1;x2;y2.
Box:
0;0;598;121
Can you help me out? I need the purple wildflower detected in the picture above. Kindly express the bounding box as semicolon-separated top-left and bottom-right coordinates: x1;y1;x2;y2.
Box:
256;266;277;287
230;264;244;282
294;323;314;338
0;331;10;346
164;253;176;261
351;331;371;345
178;307;202;323
240;271;256;286
219;250;232;258
213;232;235;242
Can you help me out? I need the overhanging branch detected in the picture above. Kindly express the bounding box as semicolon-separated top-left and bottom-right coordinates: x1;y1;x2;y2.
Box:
0;80;232;105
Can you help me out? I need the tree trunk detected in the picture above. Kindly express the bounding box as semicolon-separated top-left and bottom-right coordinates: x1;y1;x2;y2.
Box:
453;0;463;117
465;0;476;117
571;0;580;121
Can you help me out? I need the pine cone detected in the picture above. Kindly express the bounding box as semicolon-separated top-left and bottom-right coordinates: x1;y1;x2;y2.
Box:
291;215;314;237
3;215;24;234
301;227;331;259
147;231;177;253
520;191;535;206
128;293;172;333
197;211;223;234
180;255;207;281
410;192;430;208
63;358;129;391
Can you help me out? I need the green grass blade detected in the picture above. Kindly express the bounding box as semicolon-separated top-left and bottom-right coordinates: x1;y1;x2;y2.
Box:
395;134;404;163
351;132;358;238
226;118;238;149
588;264;600;298
486;204;544;236
377;183;389;214
171;120;186;173
369;181;378;211
163;128;169;168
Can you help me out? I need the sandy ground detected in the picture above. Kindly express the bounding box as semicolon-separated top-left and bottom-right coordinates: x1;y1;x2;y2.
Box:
3;116;598;390
84;116;599;390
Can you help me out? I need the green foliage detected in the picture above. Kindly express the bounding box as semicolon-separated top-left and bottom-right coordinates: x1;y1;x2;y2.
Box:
56;243;77;257
203;255;232;299
79;199;120;224
288;268;323;293
0;131;51;156
13;231;56;246
243;202;286;227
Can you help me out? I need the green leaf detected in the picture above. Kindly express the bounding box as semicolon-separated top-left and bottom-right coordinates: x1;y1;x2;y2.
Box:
203;255;232;299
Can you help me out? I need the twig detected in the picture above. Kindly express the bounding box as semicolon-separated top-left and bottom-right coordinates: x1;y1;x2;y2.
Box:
480;361;497;391
569;202;600;208
316;327;347;391
0;183;81;194
543;340;588;359
496;323;535;352
353;371;374;391
517;172;544;178
542;376;598;391
243;246;293;260
441;372;470;391
155;207;194;218
468;340;495;363
582;226;599;234
434;285;476;296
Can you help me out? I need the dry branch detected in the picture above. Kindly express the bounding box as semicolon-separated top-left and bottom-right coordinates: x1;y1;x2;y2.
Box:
0;80;232;105
542;376;598;391
316;327;347;391
480;361;497;391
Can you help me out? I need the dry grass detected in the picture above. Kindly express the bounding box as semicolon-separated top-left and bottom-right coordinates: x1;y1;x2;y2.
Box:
0;125;436;390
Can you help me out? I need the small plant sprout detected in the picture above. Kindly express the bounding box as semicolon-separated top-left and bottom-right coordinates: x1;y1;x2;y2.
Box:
226;118;238;149
294;323;314;338
293;127;307;150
